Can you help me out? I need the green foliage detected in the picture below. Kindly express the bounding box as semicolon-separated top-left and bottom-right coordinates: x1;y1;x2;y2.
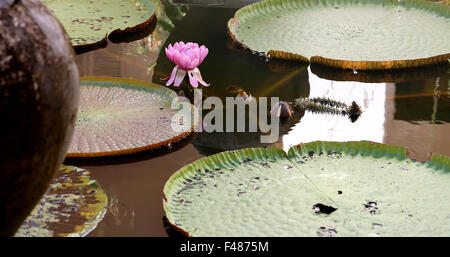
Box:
164;141;450;236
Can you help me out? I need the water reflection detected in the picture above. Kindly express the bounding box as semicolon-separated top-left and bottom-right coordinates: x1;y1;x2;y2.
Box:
283;67;450;161
394;75;449;122
152;6;310;101
283;68;389;151
192;107;305;155
310;63;449;83
75;0;188;81
76;36;158;82
152;4;311;154
384;73;450;161
93;194;136;236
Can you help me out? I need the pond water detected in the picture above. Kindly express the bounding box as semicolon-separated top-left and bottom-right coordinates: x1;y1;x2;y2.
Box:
67;1;449;236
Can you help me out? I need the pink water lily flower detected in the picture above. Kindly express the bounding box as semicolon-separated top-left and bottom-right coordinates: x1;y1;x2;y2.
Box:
164;41;210;87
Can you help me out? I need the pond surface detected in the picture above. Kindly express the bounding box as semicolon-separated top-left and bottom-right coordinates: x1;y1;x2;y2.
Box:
67;0;449;236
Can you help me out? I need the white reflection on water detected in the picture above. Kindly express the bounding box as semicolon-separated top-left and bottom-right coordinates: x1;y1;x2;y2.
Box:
282;67;389;152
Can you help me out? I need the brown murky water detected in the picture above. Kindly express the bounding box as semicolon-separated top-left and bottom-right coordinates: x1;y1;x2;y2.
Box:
68;1;449;236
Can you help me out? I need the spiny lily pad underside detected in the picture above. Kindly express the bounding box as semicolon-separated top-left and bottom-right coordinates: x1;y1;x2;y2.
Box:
164;141;450;237
42;0;156;52
68;77;194;157
15;166;108;237
228;0;450;70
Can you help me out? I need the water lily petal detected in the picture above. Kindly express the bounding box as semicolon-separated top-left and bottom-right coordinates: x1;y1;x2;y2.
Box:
173;42;179;51
190;58;200;69
194;68;210;87
174;69;187;87
178;55;187;70
176;51;188;68
188;70;198;87
166;65;179;86
198;79;210;87
179;51;188;65
166;42;209;79
195;48;203;61
171;51;181;66
169;44;181;63
168;43;176;54
185;42;194;48
175;41;185;51
199;46;209;63
183;55;195;70
165;47;174;63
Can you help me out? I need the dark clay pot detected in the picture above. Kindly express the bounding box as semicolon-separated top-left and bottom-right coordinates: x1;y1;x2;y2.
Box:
0;0;79;236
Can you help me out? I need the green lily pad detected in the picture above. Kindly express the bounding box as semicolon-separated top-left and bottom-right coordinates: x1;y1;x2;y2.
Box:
15;166;107;237
228;0;450;70
163;141;450;236
67;77;194;157
42;0;157;53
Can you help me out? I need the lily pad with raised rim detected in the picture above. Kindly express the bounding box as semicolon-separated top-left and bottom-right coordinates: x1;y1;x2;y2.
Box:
15;166;107;237
42;0;157;54
228;0;450;70
163;141;450;236
67;77;194;158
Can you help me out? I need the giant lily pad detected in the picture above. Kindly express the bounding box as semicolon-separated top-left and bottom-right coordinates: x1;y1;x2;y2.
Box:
228;0;450;70
15;166;107;237
68;77;194;157
42;0;157;53
163;141;450;236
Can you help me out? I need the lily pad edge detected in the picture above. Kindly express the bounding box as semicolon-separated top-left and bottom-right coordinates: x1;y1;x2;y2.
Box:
227;0;450;70
66;76;196;158
163;140;450;237
49;0;159;54
15;165;109;237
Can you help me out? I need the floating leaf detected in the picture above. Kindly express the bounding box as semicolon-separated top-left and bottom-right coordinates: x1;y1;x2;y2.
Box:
42;0;157;53
228;0;450;69
164;141;450;236
15;166;107;237
67;77;194;157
